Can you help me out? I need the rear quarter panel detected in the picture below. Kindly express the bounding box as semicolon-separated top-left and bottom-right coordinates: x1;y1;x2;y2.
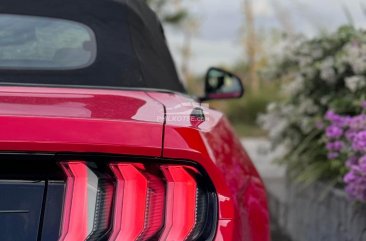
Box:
148;92;270;241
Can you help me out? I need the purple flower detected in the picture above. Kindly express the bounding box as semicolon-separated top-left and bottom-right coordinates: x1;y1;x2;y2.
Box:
359;155;366;170
326;125;343;139
344;164;366;202
349;115;366;130
346;156;358;168
344;171;356;183
326;141;344;152
325;110;350;127
323;106;366;202
327;152;339;159
361;101;366;110
325;110;337;121
345;130;357;142
352;131;366;151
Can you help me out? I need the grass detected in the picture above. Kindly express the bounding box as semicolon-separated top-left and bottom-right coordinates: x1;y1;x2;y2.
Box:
232;122;268;138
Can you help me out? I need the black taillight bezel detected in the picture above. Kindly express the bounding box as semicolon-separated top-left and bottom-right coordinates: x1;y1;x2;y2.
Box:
0;152;219;241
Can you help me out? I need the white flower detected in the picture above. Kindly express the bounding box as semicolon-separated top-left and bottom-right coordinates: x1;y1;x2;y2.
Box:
269;119;289;140
311;48;323;59
351;58;366;74
298;56;313;68
320;57;337;84
300;117;313;134
335;58;347;75
320;68;337;84
343;43;366;74
298;99;319;115
282;104;296;115
345;75;366;92
284;75;304;96
299;45;311;55
258;103;291;141
320;96;330;105
267;102;277;112
302;67;317;79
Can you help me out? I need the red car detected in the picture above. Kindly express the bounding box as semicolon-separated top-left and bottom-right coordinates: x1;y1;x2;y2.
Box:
0;0;270;241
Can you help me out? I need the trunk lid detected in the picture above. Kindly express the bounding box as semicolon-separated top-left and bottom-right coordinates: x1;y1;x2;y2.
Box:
0;86;165;156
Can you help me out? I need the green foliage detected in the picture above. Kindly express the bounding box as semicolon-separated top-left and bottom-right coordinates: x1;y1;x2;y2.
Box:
210;80;282;137
145;0;190;26
259;25;366;184
163;10;188;24
226;84;282;126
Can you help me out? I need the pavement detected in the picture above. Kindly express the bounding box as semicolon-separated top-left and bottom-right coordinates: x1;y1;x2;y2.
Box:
241;138;287;200
241;138;291;241
241;138;285;179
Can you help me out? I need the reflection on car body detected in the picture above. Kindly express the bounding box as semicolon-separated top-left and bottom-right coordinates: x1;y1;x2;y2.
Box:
0;0;270;241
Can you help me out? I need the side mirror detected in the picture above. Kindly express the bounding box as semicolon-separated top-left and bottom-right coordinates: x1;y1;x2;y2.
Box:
200;67;244;101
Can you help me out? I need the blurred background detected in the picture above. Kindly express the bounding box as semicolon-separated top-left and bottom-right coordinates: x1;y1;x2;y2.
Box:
147;0;366;137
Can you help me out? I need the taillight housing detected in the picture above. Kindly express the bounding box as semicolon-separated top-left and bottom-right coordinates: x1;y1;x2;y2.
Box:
58;159;218;241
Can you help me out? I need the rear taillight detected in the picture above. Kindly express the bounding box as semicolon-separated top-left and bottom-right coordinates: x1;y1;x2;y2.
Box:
59;162;88;241
59;162;114;241
108;164;149;241
58;161;217;241
159;166;197;241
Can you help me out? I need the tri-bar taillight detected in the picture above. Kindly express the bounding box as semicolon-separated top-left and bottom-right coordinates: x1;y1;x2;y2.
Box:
58;161;217;241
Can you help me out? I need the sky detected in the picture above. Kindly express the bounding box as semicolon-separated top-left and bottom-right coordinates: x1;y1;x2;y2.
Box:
164;0;366;75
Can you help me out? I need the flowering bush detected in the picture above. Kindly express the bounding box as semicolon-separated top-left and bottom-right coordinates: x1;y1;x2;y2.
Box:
323;108;366;202
259;26;366;201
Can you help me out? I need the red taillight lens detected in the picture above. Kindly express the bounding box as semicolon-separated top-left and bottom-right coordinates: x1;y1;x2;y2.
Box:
139;172;165;240
59;162;114;241
59;161;217;241
159;166;197;241
59;162;88;241
108;164;148;241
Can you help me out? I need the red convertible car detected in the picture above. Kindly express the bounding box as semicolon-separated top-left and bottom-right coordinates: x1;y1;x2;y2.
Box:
0;0;270;241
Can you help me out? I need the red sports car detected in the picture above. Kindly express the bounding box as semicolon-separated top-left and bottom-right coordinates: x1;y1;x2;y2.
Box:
0;0;270;241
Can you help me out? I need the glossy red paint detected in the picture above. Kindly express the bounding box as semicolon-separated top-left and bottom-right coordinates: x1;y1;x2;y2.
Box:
0;86;270;241
0;86;164;156
148;92;270;241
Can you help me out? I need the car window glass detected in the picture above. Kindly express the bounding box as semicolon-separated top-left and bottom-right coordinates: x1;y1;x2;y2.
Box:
0;14;96;70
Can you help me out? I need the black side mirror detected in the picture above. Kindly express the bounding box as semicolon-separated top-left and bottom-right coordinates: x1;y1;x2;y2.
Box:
200;67;244;101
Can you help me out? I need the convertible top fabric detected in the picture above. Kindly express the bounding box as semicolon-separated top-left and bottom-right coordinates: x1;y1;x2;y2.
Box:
0;0;185;92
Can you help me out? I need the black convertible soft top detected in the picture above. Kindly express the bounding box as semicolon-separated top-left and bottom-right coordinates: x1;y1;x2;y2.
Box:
0;0;185;92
